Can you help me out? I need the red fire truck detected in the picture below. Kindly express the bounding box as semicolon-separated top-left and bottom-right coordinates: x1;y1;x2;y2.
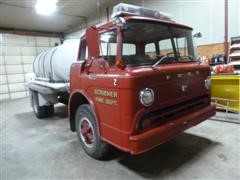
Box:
28;3;216;159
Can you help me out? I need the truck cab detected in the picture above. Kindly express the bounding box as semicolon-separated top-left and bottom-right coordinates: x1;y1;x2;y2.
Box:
68;3;216;159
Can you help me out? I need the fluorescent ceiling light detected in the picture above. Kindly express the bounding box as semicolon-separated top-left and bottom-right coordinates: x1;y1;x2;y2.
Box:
35;0;57;16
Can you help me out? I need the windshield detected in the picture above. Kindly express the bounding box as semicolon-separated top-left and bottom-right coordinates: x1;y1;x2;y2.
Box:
122;21;196;66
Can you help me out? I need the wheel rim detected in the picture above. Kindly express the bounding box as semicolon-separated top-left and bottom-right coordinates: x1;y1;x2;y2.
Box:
79;117;95;148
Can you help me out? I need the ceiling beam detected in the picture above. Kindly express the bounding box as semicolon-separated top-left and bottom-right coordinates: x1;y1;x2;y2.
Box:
0;27;63;38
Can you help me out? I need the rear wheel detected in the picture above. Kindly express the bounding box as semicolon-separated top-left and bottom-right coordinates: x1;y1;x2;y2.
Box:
75;104;109;159
31;90;54;118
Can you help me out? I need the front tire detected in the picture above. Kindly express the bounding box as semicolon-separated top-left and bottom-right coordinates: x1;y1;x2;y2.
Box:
31;90;54;119
75;104;109;159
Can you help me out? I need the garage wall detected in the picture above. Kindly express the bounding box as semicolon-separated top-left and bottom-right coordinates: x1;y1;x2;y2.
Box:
66;0;240;46
143;0;240;45
0;33;60;101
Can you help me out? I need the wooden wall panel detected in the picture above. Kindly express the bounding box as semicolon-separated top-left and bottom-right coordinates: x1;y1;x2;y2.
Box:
1;84;9;93
37;46;50;53
50;37;61;46
0;33;60;101
11;92;27;99
197;43;225;57
23;56;35;64
8;74;24;83
0;67;6;75
24;64;33;72
0;94;10;99
36;37;50;46
3;34;28;44
21;47;36;56
0;75;7;84
2;46;21;56
9;83;26;92
3;56;21;64
6;65;23;74
0;56;3;65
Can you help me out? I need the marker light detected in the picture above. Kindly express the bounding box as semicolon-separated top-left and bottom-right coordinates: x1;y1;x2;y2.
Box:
35;0;57;16
116;60;126;69
205;76;211;90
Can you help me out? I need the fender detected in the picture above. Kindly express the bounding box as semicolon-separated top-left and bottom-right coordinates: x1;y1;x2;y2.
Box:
68;89;101;135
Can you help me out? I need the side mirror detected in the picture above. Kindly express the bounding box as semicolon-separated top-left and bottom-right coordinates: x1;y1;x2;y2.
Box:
193;32;202;38
86;27;100;58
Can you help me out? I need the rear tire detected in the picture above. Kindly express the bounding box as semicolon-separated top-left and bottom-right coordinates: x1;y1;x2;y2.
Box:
31;90;54;119
75;104;109;159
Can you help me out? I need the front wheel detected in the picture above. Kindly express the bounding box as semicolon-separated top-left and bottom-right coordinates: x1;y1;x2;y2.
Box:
75;104;109;159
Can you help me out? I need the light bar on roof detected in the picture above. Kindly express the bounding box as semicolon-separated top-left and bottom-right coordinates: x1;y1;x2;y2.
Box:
111;3;172;21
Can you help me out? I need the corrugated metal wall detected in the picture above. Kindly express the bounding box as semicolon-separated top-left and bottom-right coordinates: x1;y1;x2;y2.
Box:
0;33;60;101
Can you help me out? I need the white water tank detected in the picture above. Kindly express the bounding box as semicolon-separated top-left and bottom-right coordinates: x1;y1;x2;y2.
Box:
33;39;80;82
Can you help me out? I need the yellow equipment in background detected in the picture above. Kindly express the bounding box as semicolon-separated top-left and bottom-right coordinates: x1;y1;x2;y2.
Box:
211;74;240;112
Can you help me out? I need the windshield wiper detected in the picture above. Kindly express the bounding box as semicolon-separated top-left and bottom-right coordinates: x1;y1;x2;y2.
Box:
152;55;168;68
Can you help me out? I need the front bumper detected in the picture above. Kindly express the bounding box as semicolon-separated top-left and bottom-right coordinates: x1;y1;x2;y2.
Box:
129;103;216;154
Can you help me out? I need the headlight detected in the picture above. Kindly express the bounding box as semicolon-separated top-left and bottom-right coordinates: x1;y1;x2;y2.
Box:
139;88;154;107
205;76;211;90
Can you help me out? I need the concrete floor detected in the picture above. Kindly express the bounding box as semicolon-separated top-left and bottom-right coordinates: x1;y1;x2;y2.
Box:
1;98;240;180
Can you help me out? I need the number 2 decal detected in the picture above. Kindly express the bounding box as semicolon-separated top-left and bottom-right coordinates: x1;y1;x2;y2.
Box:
113;78;117;86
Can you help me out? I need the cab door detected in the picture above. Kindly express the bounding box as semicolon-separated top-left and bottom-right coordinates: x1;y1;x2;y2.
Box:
84;28;122;145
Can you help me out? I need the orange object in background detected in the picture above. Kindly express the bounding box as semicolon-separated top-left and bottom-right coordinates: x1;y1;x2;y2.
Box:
225;65;234;73
215;65;224;74
214;65;234;74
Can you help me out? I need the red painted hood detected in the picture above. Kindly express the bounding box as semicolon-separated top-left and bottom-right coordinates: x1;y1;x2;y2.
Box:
116;63;211;108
